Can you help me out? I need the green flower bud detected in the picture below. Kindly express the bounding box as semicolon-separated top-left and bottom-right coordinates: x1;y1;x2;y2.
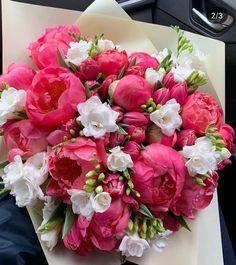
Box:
128;219;134;231
85;179;97;186
85;170;97;177
98;173;105;181
83;184;94;193
95;185;103;193
126;187;131;196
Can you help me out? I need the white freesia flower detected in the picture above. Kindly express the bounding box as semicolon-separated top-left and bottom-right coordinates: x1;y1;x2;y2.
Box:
91;192;111;213
181;137;224;176
150;99;182;136
41;229;60;251
177;49;205;70
172;66;193;82
97;38;116;51
2;153;48;207
150;238;168;253
66;40;92;66
40;196;60;251
0;87;26;125
68;189;94;220
150;230;172;253
219;147;231;160
145;67;165;87
154;48;176;64
77;96;119;138
119;233;150;257
107;146;134;172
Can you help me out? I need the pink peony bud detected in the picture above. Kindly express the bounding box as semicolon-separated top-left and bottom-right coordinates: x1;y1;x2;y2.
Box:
176;129;197;147
123;141;141;159
108;132;125;148
162;72;177;89
111;106;123;123
103;172;125;197
169;82;188;105
125;65;145;77
77;58;101;81
218;159;232;170
153;88;170;105
219;123;235;154
126;125;146;143
0;62;35;91
98;74;117;98
112;74;153;111
146;124;177;147
123;112;149;127
95;49;129;76
128;52;159;70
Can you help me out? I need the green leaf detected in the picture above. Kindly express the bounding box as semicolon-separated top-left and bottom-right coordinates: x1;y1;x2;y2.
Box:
0;131;4;136
57;48;68;68
1;82;10;90
68;62;78;72
37;203;66;233
0;189;10;195
0;160;9;169
129;57;136;67
84;84;91;99
175;215;191;231
118;123;129;128
107;98;114;106
139;203;153;218
116;125;128;135
62;206;75;239
117;65;126;80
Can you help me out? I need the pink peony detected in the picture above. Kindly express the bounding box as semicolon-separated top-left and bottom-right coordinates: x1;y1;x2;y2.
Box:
128;52;159;71
64;198;130;255
108;132;125;148
182;92;223;134
123;112;149;127
95;50;129;76
77;58;101;82
4;119;49;161
219;123;235;154
112;75;153;111
0;63;35;91
126;125;146;143
125;65;145;77
169;82;187;105
103;172;125;197
28;25;79;69
46;118;79;146
152;88;170;105
26;66;86;127
176;129;197;147
172;173;219;219
46;137;98;202
123;141;141;159
131;143;186;215
146;124;177;147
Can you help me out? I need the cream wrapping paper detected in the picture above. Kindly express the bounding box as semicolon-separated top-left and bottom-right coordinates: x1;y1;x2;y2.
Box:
1;0;224;264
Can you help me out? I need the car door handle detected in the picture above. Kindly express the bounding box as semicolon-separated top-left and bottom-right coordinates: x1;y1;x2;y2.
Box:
192;7;233;32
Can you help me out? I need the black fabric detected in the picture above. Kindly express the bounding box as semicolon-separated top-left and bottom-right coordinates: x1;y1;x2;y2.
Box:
0;193;48;265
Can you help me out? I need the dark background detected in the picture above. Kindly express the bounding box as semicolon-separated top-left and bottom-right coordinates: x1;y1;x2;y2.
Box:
0;1;236;264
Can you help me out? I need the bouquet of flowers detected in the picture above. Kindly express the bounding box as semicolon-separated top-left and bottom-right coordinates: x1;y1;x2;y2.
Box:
0;0;235;262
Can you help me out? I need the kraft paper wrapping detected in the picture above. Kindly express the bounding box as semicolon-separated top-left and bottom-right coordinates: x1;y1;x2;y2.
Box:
1;0;224;265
